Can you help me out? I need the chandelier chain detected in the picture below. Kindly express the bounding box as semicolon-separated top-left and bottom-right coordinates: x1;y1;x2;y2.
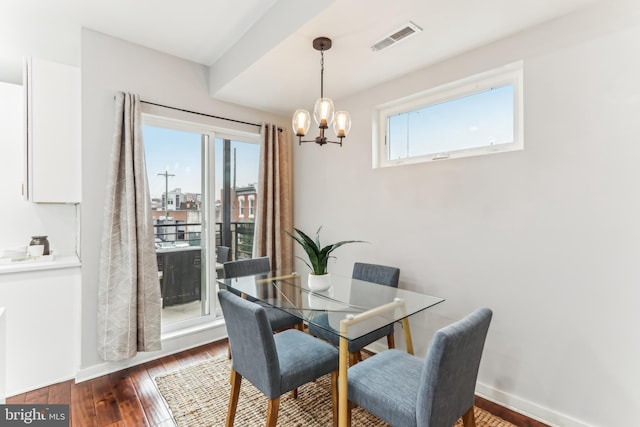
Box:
320;49;325;99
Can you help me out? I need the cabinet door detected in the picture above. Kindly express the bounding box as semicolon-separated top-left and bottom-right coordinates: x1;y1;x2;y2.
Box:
24;57;81;203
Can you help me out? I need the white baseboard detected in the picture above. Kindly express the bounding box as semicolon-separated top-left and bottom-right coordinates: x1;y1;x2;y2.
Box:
475;383;593;427
76;320;228;383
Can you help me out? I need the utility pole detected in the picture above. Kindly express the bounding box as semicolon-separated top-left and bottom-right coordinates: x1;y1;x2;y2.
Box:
157;171;175;222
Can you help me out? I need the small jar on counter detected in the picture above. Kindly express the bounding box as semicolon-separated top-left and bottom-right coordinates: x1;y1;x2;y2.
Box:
29;236;50;256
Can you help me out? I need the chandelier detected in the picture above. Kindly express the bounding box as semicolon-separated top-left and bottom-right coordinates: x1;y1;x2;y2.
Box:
292;37;351;147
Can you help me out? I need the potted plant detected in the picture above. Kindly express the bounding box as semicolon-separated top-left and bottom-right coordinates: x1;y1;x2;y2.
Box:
285;226;364;291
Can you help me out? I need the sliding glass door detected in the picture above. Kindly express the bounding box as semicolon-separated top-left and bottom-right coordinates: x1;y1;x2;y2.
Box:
142;115;261;332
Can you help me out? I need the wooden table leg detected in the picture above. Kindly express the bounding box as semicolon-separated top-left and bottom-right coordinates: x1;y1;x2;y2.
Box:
401;317;414;355
337;300;406;427
339;326;349;427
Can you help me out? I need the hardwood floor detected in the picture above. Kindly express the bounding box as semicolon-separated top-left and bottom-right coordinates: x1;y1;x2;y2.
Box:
6;339;548;427
7;340;227;427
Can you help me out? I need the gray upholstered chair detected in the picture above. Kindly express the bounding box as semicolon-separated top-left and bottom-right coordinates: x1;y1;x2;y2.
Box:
215;246;230;279
222;256;303;332
216;245;230;264
218;289;339;427
346;308;493;427
223;256;270;279
308;262;400;363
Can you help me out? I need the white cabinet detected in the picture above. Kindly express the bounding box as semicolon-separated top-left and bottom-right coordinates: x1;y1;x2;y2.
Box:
24;57;81;203
0;265;81;396
0;307;6;403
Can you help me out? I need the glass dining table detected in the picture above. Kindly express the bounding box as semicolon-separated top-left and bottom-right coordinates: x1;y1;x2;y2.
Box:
216;271;444;427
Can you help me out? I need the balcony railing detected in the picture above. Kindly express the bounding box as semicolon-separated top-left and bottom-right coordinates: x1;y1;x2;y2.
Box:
153;221;255;261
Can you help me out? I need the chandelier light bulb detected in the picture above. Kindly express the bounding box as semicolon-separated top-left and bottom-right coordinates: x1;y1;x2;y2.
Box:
333;111;352;138
313;97;335;128
292;109;311;136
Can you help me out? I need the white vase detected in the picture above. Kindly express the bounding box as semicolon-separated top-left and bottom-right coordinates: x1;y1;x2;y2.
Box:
308;273;331;292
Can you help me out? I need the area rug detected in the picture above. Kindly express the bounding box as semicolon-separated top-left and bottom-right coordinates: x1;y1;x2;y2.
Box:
155;356;516;426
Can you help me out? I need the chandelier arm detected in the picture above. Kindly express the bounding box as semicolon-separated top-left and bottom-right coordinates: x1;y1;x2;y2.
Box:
297;135;343;146
325;139;343;146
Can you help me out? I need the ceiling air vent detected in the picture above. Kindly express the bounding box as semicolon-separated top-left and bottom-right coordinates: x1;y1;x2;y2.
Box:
371;21;423;52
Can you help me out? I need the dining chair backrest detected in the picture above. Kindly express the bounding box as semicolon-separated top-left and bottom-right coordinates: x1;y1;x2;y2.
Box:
218;289;281;398
216;246;230;264
221;255;302;332
308;262;401;358
352;262;400;288
223;256;271;278
417;307;493;426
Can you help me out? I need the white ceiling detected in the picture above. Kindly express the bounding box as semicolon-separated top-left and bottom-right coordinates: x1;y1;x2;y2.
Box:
0;0;601;116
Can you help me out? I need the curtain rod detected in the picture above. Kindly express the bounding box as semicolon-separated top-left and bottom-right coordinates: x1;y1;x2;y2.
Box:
141;100;283;132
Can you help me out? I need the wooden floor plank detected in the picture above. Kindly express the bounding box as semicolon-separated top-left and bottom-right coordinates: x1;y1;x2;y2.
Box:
159;354;182;375
91;375;122;426
141;357;167;380
127;364;174;426
48;379;73;404
70;378;97;427
109;370;150;427
188;343;223;363
6;393;26;404
24;386;49;404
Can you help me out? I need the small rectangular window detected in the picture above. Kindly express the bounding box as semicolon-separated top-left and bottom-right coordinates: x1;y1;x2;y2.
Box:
375;61;523;167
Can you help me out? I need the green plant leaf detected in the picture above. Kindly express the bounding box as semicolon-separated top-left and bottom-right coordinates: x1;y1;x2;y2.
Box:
284;227;366;275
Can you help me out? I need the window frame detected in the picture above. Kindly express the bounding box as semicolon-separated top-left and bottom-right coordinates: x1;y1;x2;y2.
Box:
374;61;524;168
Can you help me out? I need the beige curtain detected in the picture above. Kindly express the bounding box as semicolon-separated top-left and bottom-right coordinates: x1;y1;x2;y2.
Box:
254;124;294;274
97;92;161;362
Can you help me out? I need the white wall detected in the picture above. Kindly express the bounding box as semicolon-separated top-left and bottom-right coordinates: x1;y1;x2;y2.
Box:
79;29;289;376
293;2;640;427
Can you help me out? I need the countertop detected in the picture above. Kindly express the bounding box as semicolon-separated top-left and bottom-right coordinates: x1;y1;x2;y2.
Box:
0;254;81;275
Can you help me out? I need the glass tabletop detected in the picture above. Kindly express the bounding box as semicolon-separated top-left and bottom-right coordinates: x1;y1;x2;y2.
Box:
217;271;444;341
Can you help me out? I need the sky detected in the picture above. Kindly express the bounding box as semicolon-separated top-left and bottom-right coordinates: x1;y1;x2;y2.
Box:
142;125;260;200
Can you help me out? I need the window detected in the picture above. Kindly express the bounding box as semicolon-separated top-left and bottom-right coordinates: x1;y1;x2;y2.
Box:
375;61;523;167
249;195;255;218
239;198;245;217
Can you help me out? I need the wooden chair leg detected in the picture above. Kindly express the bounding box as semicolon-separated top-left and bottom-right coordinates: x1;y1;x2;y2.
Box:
290;388;298;399
226;370;242;427
349;352;358;366
227;343;232;359
386;332;395;349
462;406;476;427
346;400;354;427
331;370;338;427
266;397;280;427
